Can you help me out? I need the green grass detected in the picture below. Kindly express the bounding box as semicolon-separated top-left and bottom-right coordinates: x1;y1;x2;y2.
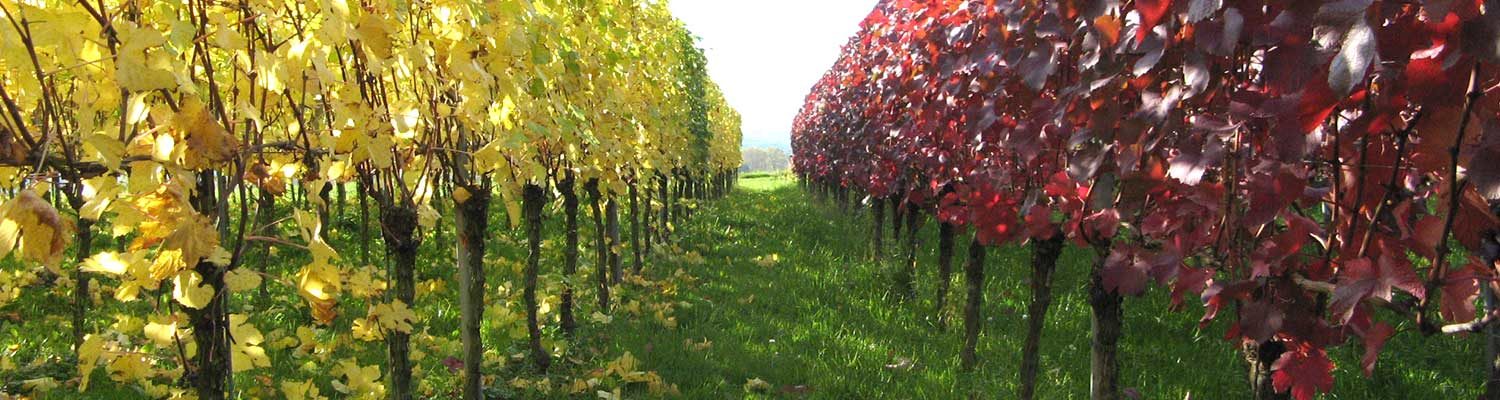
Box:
0;174;1483;398
599;174;1481;399
738;171;791;181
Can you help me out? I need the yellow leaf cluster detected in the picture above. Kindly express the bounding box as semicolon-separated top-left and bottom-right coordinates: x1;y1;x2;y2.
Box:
0;0;743;396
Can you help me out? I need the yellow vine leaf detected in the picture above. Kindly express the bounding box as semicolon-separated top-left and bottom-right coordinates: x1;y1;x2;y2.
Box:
453;186;472;204
269;332;298;351
323;160;350;181
173;98;238;169
113;269;157;302
472;141;503;174
114;22;175;92
0;190;74;269
161;213;221;276
356;14;393;61
0;219;16;260
500;188;523;228
82;252;130;275
21;377;59;394
417;204;439;229
604;352;638;377
123;162;161;198
589;311;612;324
228;314;270;372
172;270;215;309
151;134;175;163
119;184;177;242
147;250;186;283
282;379;328;400
292;210;341;323
391;104;420;140
345;265;384;298
294;326;319;354
307;180;329;210
567;378;597;394
369;300;417;334
208;246;232;267
77;334;105;391
109;315;144;336
245;162;287;196
138;381;175;398
0;0;744;397
106;353;152;383
333;361;386;399
79;176;121;221
224;268;262;293
352;317;383;342
82;134;127;173
292;210;323;244
367;134;395;169
297;261;341;325
142;314;182;347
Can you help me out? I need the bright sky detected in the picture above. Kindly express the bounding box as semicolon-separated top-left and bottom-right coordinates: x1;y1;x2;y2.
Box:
669;0;879;150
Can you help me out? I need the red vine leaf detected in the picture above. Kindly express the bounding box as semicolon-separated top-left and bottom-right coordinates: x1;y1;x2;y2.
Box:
1271;345;1335;400
1330;254;1426;323
1103;247;1149;296
1359;322;1394;376
1094;15;1123;47
1135;0;1173;45
1238;300;1284;343
1440;260;1484;323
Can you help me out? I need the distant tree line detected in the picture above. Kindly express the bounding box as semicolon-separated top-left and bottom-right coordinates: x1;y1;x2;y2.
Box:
739;147;790;173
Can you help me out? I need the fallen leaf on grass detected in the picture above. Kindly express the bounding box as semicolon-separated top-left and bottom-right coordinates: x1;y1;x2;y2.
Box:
21;377;59;394
566;378;600;394
590;311;613;324
753;254;780;267
744;377;772;393
684;338;713;351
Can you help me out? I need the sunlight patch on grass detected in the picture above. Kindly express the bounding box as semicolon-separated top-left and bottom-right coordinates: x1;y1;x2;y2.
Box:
738;175;794;192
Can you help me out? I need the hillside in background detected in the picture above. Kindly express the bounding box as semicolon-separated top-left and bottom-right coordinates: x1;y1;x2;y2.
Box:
742;136;792;152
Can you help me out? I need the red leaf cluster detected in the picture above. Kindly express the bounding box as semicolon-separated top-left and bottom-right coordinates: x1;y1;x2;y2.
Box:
793;0;1500;397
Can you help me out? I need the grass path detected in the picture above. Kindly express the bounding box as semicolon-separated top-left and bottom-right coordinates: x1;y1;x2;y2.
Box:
1;174;1480;398
603;175;1482;399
